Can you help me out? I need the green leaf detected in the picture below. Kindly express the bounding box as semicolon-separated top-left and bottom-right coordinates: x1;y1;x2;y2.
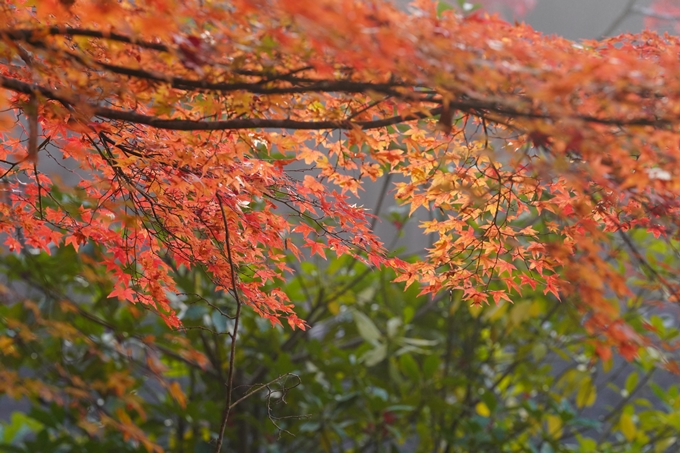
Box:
3;413;43;444
362;343;387;366
399;337;437;347
532;343;548;361
403;306;415;324
399;353;420;381
480;391;498;412
356;287;377;306
353;310;382;343
385;405;416;412
423;355;440;379
386;317;402;338
576;435;598;453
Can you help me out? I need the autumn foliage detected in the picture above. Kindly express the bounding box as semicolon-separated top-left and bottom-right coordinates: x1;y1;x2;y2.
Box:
2;0;680;371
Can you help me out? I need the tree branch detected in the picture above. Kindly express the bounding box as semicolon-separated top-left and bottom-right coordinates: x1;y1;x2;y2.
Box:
42;50;411;95
2;74;675;135
1;27;169;52
228;373;298;411
599;0;639;38
0;74;441;130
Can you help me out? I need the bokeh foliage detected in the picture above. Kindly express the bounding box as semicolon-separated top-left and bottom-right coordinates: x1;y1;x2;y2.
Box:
1;228;679;452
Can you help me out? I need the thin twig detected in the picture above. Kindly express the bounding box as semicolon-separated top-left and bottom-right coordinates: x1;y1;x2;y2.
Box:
599;0;638;38
214;193;243;453
229;373;298;411
26;93;38;163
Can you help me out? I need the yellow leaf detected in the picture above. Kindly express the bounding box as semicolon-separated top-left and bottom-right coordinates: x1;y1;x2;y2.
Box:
429;173;454;193
468;304;482;318
575;377;596;408
546;415;563;439
116;407;133;426
620;413;636;442
0;336;17;356
486;302;509;322
509;301;532;327
475;402;490;417
529;300;544;317
655;436;676;453
328;301;340;315
409;167;427;184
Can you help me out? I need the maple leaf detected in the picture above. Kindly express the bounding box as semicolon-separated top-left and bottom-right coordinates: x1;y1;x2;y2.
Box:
490;290;512;305
393;271;418;290
108;286;135;302
519;275;538;291
307;240;327;259
302;175;326;193
543;274;562;301
293;223;316;238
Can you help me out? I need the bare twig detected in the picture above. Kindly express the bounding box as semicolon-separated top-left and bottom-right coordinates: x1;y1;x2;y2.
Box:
599;0;639;38
230;373;299;411
214;193;243;453
26;93;38;163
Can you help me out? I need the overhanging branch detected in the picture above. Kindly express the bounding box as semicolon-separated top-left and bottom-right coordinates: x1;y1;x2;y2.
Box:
0;74;440;130
0;74;673;133
1;27;169;52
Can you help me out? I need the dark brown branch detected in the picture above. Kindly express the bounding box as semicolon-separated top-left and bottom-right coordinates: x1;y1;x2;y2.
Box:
1;27;169;52
81;62;406;95
1;74;674;133
0;74;440;130
41;47;410;95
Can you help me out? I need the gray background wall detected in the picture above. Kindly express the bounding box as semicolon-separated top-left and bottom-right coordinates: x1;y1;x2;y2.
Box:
521;0;649;39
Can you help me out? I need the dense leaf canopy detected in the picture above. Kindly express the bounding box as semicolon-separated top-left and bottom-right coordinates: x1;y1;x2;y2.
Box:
2;0;680;373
